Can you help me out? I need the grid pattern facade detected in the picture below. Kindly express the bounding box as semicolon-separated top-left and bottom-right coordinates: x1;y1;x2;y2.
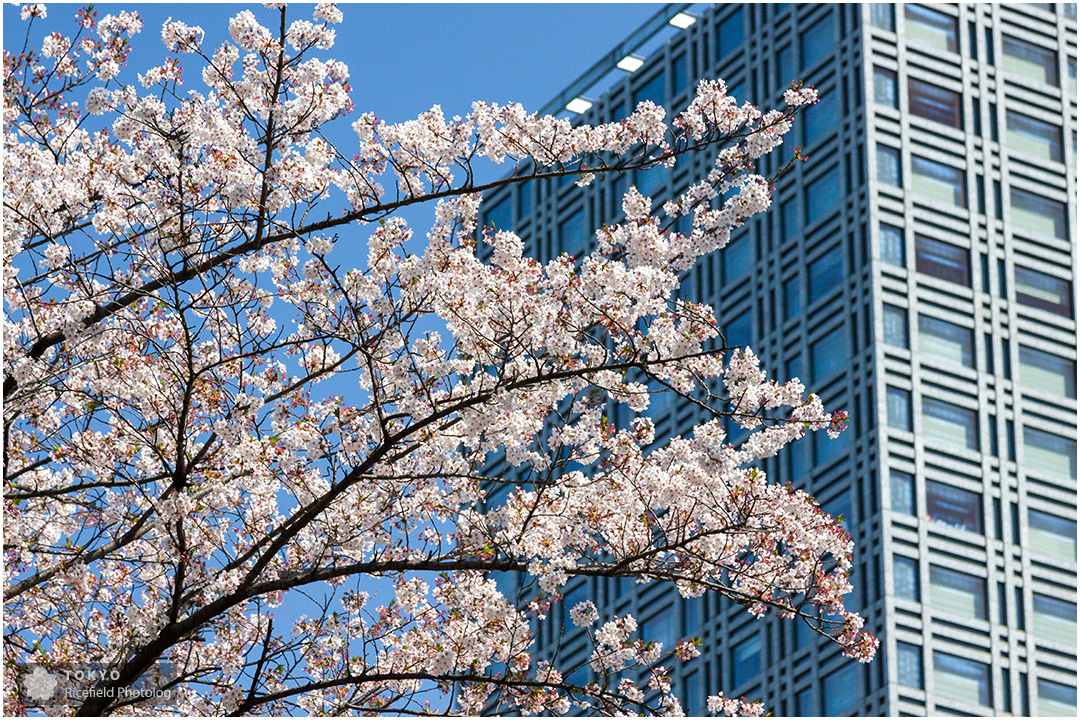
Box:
480;4;1077;716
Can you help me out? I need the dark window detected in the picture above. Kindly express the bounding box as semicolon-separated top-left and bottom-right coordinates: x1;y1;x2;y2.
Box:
559;209;587;257
1018;346;1076;398
634;72;665;107
775;44;793;91
908;77;962;128
484;196;512;231
812;326;847;381
877;144;901;187
784;276;801;321
822;663;859;716
803;89;837;147
915;235;970;286
725;309;752;349
929;566;987;620
905;5;958;53
1014;266;1073;318
911;156;966;207
883;303;909;348
1006;111;1064;162
717;8;745;60
880;223;905;266
672;53;688;96
731;633;761;687
874;66;898;108
933;652;991;707
723;236;752;284
809;246;843;302
894;555;920;601
891;469;915;515
634;164;666;196
926;480;982;533
801;14;835;69
806;167;841;225
1002;35;1059;86
897;642;924;688
782;197;798;240
1011;187;1067;240
887;387;913;431
918;315;974;368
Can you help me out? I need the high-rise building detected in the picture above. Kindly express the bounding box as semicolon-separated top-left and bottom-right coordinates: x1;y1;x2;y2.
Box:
480;4;1077;715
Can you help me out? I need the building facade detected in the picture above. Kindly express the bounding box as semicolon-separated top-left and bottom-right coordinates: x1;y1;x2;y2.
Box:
481;4;1077;715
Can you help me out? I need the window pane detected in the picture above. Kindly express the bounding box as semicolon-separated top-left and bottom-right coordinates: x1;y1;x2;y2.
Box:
809;246;843;302
803;89;837;147
732;633;761;687
933;652;991;707
895;555;920;601
1002;35;1058;86
911;156;966;208
484;196;512;231
717;8;745;59
918;315;974;368
877;144;901;187
1028;509;1077;562
1023;426;1077;480
1032;594;1077;646
634;164;666;196
1011;188;1067;240
922;398;979;451
801;14;835;69
812;326;847;381
822;662;859;716
929;566;987;620
871;3;896;32
723;236;752;284
897;642;924;688
891;469;915;515
641;606;676;650
672;53;687;96
874;66;898;108
909;77;962;128
1014;266;1073;318
926;480;982;533
776;44;793;91
634;72;665;107
1018;346;1076;398
905;5;958;53
784;276;801;321
883;303;909;348
806;166;841;225
559;209;587;257
1037;680;1077;717
880;223;905;266
915;235;970;285
888;387;912;431
1006;111;1063;162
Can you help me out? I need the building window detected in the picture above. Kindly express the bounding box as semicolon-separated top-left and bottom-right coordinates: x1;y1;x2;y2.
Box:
897;642;924;689
814;426;850;465
908;77;962;128
634;72;665;107
803;89;837;147
801;13;835;69
888;387;913;431
895;555;920;601
891;469;915;515
877;144;901;187
641;606;677;650
1002;35;1059;86
1023;426;1077;480
731;633;761;688
484;196;512;231
1014;266;1073;318
871;3;896;32
809;246;843;302
1006;111;1064;162
716;8;744;60
1018;346;1076;398
559;209;587;257
926;480;982;533
723;236;752;284
880;223;904;266
1028;509;1077;561
725;309;753;350
918;315;974;368
795;686;815;716
905;5;958;53
911;156;966;208
812;326;847;382
784;276;801;321
1038;680;1077;717
1032;594;1077;646
922;398;979;451
634;164;666;196
775;44;793;92
933;652;991;707
874;66;898;108
929;566;987;620
883;303;909;348
915;235;970;286
672;53;687;96
821;662;859;716
806;166;841;225
1011;188;1067;240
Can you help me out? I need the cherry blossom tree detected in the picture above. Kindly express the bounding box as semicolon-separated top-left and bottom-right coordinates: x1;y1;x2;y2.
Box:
3;3;877;716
